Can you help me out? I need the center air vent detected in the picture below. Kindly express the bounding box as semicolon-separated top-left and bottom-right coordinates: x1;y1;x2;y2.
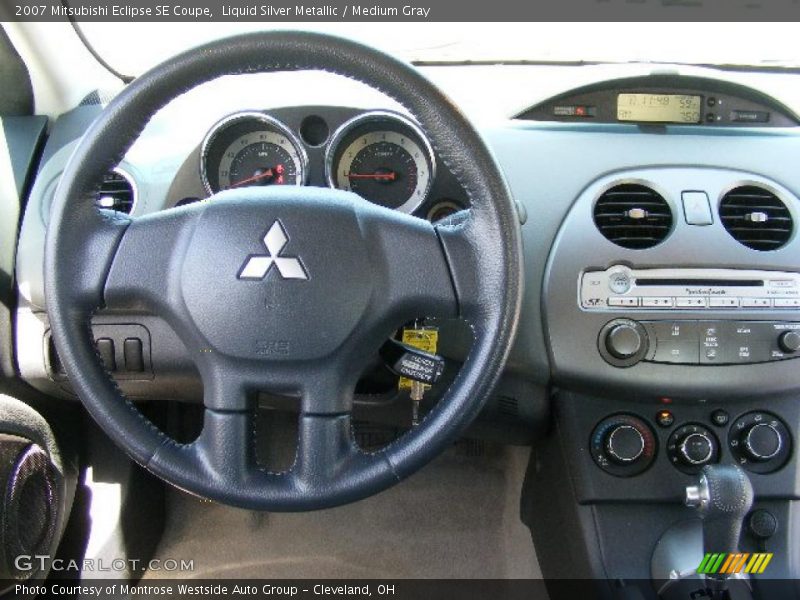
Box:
719;186;793;251
95;170;135;214
593;184;672;249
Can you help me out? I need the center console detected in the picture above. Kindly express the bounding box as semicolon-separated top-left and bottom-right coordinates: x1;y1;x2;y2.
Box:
529;166;800;599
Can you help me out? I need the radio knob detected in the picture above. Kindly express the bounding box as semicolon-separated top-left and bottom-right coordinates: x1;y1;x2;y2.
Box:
743;423;783;461
679;432;715;466
605;323;643;360
778;331;800;354
605;424;645;464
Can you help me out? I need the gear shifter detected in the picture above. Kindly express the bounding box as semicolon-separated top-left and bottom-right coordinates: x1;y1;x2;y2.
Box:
685;464;754;595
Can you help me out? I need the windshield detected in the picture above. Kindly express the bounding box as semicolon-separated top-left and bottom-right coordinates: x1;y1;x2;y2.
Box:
77;23;800;74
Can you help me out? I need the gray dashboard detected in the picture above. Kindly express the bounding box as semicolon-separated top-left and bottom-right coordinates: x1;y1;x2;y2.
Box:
14;77;800;414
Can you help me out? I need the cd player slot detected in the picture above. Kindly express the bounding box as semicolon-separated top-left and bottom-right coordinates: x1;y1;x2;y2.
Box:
635;279;763;287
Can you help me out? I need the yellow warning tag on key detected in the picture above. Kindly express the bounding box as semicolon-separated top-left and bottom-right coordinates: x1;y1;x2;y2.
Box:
398;327;439;390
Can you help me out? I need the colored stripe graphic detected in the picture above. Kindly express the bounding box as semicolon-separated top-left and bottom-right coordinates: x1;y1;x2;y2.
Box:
720;554;736;574
697;554;713;573
732;553;750;574
758;554;773;574
745;554;761;574
698;553;773;575
710;553;726;574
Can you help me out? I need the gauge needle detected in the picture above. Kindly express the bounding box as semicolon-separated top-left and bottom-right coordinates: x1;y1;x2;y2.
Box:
230;165;284;188
346;171;397;181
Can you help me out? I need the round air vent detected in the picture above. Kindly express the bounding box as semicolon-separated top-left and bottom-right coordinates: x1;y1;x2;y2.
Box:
593;184;673;249
719;186;793;251
95;169;136;214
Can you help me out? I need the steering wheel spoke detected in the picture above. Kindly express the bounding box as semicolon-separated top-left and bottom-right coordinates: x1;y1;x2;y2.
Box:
293;413;359;488
354;204;459;336
104;207;199;315
194;407;257;485
434;210;487;323
45;206;131;313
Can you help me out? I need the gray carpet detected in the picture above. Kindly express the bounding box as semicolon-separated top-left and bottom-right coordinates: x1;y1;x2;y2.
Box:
144;442;541;579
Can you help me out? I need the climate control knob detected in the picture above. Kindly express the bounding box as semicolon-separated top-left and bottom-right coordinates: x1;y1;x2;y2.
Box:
605;425;645;464
591;414;656;477
743;423;783;461
679;432;715;465
778;331;800;354
667;423;719;474
729;412;791;474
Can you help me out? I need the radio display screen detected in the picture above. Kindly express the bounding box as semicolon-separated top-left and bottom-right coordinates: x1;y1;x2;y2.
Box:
617;93;702;124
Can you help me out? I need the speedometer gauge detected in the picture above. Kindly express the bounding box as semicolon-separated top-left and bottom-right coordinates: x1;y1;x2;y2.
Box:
201;112;306;195
326;112;435;213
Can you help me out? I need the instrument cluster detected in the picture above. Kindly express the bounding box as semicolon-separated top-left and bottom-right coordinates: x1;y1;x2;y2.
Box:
199;109;451;217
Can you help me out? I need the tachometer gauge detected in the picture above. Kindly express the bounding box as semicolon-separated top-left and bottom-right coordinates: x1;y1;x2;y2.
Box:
326;112;435;213
201;112;306;195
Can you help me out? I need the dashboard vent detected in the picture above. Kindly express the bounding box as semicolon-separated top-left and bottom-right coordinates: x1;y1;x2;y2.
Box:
593;184;672;249
95;170;135;214
719;186;793;251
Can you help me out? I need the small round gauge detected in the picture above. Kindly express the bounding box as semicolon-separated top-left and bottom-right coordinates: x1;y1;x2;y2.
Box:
326;112;435;213
201;112;306;195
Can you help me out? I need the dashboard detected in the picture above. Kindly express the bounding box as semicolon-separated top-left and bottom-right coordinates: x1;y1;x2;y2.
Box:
11;65;800;588
13;70;800;421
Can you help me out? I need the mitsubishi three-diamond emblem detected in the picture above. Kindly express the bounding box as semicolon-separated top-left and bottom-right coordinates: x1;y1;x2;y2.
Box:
238;221;308;281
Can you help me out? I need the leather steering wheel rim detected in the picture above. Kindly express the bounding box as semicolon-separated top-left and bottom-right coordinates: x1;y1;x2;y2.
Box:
44;31;523;511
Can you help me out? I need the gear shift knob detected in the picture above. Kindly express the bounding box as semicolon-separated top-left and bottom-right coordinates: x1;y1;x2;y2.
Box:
686;464;754;570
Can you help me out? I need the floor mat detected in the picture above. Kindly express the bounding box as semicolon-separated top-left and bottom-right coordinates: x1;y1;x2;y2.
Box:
144;442;540;579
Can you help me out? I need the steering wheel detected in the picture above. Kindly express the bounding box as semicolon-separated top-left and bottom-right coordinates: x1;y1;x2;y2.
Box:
44;31;523;511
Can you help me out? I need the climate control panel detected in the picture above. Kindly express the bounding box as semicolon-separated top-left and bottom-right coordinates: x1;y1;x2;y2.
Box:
599;318;800;367
590;410;792;478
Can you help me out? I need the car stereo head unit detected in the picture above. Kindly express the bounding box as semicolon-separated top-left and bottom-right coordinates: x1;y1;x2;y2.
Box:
581;267;800;311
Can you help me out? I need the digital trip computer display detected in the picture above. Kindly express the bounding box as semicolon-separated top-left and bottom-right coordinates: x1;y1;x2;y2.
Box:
617;93;702;124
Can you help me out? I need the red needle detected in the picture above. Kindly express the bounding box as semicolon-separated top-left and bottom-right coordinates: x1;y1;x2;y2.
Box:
346;171;396;181
230;167;280;188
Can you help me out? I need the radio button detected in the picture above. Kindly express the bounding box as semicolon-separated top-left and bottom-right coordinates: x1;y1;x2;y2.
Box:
774;299;800;308
654;342;699;364
741;298;772;308
608;297;639;307
676;298;707;308
648;321;700;364
651;321;698;343
608;271;632;294
709;297;740;308
606;324;644;359
700;322;723;363
718;321;757;364
778;331;800;354
599;319;650;366
730;342;771;364
642;297;674;308
769;279;796;288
